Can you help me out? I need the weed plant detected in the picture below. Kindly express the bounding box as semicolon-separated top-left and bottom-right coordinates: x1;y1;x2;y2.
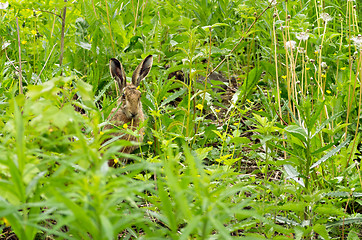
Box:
0;0;362;239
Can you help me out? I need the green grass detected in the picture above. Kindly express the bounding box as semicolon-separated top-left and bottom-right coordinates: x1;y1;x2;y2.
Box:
0;0;362;239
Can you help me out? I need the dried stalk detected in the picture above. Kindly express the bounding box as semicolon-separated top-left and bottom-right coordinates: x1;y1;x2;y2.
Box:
16;17;23;94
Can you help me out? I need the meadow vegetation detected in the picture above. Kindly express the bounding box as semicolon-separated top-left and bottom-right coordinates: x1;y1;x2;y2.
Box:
0;0;362;239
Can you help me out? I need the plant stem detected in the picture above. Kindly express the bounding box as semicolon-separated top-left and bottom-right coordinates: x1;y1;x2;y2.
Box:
35;43;58;84
59;0;67;76
16;17;23;94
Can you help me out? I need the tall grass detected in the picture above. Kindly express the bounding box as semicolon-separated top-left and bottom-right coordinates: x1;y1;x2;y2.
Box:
0;0;362;239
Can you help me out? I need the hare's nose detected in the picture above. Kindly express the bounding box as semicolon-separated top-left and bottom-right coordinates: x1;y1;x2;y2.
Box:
131;112;138;118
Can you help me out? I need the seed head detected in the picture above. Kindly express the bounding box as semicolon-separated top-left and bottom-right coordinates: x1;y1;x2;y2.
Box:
285;40;296;50
320;13;333;23
296;32;309;41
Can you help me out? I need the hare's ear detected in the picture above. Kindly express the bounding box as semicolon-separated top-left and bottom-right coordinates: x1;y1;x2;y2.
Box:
110;58;127;90
132;55;153;87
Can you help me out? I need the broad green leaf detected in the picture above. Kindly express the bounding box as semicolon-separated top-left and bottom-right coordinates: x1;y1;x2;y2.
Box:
276;202;306;213
284;125;308;140
310;137;351;169
284;164;305;187
161;88;187;107
314;205;346;216
313;224;330;240
347;230;360;240
326;217;362;228
195;146;213;160
229;136;251;145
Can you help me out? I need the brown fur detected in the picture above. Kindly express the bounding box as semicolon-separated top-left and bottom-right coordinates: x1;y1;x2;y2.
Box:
104;55;153;167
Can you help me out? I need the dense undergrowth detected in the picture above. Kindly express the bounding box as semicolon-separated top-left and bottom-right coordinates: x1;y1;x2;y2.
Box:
0;0;362;239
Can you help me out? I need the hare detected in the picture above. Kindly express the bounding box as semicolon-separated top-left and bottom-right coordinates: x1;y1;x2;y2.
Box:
104;55;153;167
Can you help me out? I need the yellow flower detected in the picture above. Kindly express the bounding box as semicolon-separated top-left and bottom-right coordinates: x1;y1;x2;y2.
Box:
306;67;310;70
31;30;37;35
136;86;140;90
100;131;104;136
321;74;326;78
123;123;128;129
233;122;238;126
113;158;118;164
196;104;203;110
147;141;153;145
314;51;318;54
49;128;53;133
1;217;10;227
21;40;27;44
259;109;263;112
215;109;221;113
282;75;287;79
340;67;346;70
246;99;252;103
326;90;331;94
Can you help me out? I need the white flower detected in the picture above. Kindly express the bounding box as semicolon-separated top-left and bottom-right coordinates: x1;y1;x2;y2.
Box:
285;40;296;50
321;62;328;69
297;47;306;54
268;0;277;6
296;32;309;41
0;2;9;9
351;34;362;49
320;13;333;23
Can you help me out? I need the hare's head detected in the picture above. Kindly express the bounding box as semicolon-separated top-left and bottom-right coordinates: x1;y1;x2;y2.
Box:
109;55;153;119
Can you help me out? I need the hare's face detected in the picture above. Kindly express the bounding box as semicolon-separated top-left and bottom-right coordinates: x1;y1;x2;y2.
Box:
109;55;153;120
121;86;142;119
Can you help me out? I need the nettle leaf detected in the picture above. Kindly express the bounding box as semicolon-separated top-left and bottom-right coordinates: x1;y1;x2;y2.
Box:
52;104;78;129
276;202;306;213
195;147;213;160
313;224;330;240
27;77;74;99
314;205;346;217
